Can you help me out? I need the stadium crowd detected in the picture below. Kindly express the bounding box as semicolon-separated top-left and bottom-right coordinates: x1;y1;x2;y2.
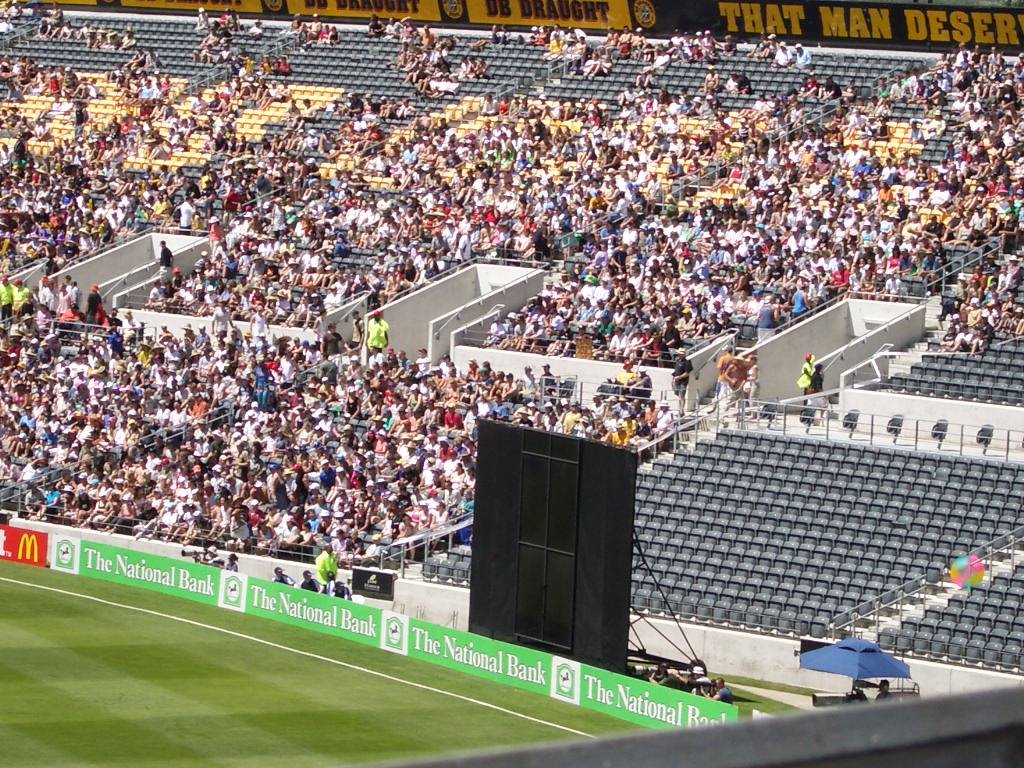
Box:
9;300;672;560
2;7;1024;561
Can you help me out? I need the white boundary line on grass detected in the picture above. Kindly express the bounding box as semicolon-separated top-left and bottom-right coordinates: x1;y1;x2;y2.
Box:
0;575;596;740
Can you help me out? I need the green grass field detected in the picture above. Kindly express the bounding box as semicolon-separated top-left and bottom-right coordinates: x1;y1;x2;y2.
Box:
0;561;637;768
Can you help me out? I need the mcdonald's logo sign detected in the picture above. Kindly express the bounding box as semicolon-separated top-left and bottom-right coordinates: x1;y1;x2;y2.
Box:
0;524;48;568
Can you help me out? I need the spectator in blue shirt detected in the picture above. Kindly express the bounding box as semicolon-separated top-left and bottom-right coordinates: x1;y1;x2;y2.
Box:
319;458;337;490
713;678;734;704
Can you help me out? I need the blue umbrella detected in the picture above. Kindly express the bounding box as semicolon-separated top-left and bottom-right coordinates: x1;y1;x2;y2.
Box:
799;638;912;680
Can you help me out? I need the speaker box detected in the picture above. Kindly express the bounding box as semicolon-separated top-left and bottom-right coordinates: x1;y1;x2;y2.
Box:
470;421;636;672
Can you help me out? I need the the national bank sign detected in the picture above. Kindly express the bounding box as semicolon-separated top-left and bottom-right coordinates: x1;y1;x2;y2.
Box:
716;2;1024;47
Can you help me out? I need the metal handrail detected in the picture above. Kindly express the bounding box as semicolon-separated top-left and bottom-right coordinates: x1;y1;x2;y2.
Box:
0;20;40;53
634;397;722;461
380;512;474;577
830;522;1024;640
736;395;1024;463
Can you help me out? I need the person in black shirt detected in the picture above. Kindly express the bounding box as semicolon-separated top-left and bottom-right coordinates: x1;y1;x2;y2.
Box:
662;316;682;352
158;240;173;272
531;224;551;260
672;351;692;413
300;570;320;592
272;566;295;586
321;322;343;358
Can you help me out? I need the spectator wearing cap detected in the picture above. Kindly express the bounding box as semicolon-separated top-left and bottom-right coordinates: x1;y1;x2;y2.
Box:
85;284;106;327
299;569;321;592
756;294;780;341
689;665;714;695
670;351;692;413
797;352;816;394
272;566;296;586
334;579;353;600
794;43;812;69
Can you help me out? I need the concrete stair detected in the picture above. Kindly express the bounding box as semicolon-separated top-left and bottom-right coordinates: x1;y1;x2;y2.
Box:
885;295;946;377
852;544;1024;646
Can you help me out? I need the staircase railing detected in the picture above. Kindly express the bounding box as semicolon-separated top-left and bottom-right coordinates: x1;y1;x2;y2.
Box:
378;512;474;576
829;522;1024;642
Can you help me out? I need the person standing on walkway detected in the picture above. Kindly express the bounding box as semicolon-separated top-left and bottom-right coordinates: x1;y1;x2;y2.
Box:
757;294;780;341
672;350;692;413
366;309;389;355
0;277;13;321
158;240;173;277
797;352;816;394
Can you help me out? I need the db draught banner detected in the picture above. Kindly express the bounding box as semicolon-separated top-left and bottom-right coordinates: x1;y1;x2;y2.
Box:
43;533;737;729
463;0;636;31
0;524;47;568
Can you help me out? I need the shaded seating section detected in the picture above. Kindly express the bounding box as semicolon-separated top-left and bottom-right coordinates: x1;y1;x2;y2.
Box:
542;51;908;108
423;545;472;585
425;429;1024;665
14;16;240;78
631;431;1024;639
278;31;549;109
886;343;1024;405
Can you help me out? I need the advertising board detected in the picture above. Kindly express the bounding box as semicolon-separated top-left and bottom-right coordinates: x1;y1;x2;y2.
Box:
42;534;738;729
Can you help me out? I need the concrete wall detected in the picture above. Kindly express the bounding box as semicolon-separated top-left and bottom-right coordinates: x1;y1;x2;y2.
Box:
326;294;369;346
51;233;206;309
13;518;1021;697
126;309;317;343
378;267;482;357
451;345;676;405
450;309;501;351
819;302;926;390
839;388;1024;436
427;269;546;362
377;265;536;359
751;300;924;401
109;239;211;308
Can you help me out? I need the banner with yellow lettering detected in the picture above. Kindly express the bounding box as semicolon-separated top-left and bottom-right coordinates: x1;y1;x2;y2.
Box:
285;0;442;21
708;1;1024;48
45;0;1024;49
463;0;637;31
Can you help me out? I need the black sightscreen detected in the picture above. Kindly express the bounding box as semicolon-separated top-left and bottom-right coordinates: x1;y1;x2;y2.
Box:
519;454;549;545
470;421;636;672
514;432;579;651
514;545;546;640
468;421;522;641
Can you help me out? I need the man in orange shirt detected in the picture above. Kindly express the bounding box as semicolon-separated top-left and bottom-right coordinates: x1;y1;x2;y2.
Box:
715;348;735;402
190;397;210;420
